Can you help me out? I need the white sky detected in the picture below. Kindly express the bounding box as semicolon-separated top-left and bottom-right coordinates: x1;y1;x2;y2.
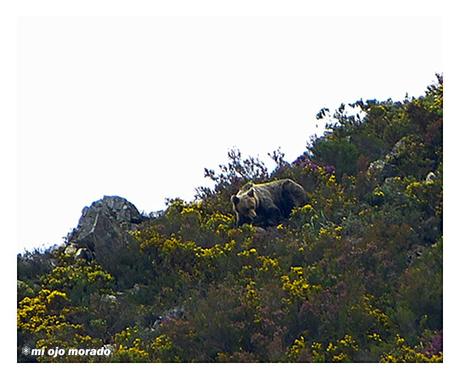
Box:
17;15;442;252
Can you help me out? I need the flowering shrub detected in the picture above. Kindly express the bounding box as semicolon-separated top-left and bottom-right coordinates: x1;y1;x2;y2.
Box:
281;267;320;304
380;335;443;363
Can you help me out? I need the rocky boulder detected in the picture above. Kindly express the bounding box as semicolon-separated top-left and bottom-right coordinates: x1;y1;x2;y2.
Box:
367;137;412;181
69;195;143;244
66;196;145;282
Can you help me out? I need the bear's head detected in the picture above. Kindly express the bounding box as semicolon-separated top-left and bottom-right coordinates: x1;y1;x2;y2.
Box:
231;188;258;220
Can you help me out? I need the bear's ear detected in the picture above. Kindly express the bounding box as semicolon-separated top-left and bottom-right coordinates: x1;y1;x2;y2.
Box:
231;195;239;205
247;188;255;197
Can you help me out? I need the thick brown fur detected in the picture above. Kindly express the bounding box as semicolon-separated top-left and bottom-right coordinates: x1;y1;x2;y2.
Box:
231;179;307;227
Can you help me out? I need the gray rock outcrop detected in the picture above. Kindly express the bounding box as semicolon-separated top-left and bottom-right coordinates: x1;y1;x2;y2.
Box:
66;196;145;278
367;137;411;181
70;195;143;245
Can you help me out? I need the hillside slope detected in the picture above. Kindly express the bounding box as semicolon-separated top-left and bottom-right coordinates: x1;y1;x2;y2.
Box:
17;76;443;362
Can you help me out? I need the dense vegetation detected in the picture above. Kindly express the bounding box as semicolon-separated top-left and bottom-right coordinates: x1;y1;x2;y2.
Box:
17;77;443;362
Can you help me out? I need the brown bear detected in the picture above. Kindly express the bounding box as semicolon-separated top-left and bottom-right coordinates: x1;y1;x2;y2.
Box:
231;179;307;227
